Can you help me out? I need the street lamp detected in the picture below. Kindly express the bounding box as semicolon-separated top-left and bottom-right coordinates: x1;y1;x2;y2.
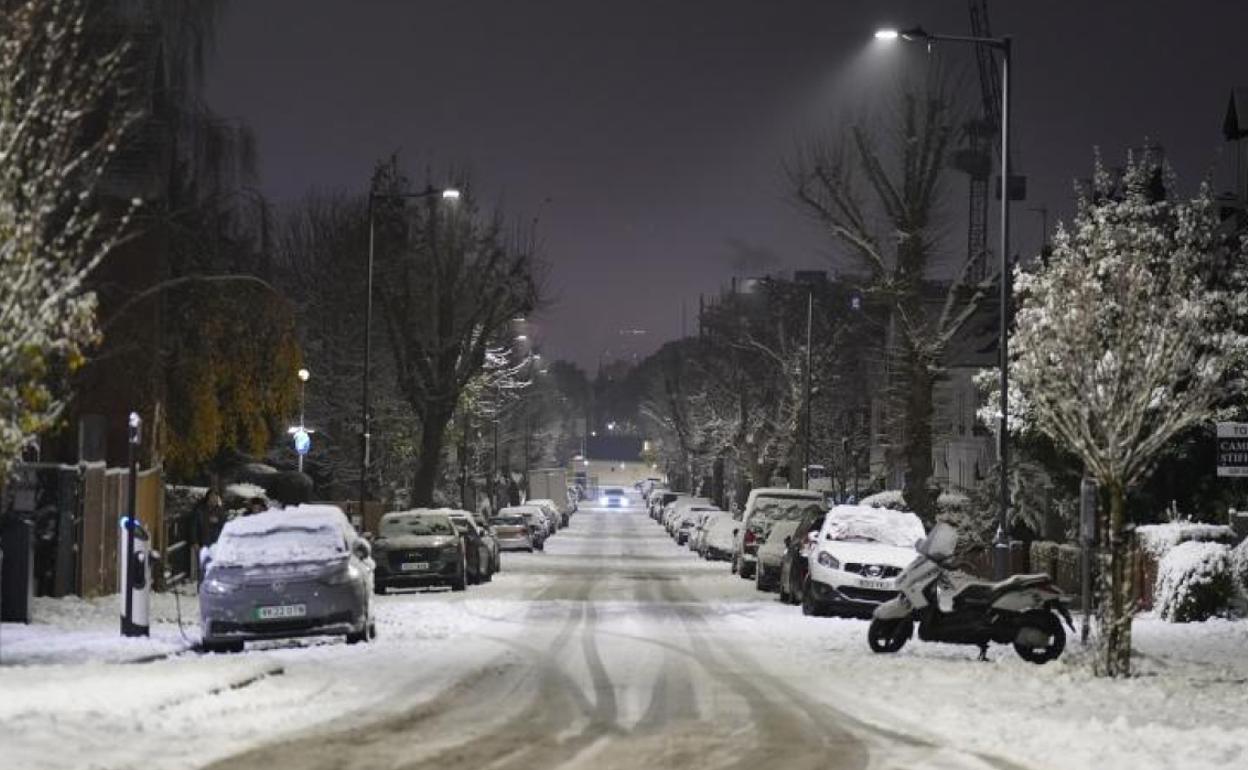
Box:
361;184;460;520
296;368;310;473
876;24;1014;579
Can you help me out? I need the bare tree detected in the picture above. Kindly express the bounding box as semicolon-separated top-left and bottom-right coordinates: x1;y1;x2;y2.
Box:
1007;153;1248;676
789;79;993;523
372;160;542;506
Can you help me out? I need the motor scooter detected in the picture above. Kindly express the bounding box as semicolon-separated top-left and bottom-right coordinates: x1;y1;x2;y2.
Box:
868;523;1074;664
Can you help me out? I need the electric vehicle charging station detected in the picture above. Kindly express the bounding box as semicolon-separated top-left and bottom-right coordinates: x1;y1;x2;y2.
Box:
120;412;150;637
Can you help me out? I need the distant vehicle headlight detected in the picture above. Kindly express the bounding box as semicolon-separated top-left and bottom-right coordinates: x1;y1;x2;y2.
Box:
817;551;840;570
203;576;239;595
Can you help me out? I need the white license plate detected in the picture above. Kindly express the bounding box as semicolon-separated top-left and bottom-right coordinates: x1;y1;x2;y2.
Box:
401;562;430;572
256;604;306;620
860;579;893;590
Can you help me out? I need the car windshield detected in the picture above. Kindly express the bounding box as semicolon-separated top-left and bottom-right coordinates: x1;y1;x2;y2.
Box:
825;511;925;548
380;515;456;537
214;524;345;566
495;515;526;526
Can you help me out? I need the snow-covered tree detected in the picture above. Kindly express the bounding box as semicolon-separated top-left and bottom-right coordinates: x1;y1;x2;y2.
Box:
1008;152;1248;676
0;0;137;472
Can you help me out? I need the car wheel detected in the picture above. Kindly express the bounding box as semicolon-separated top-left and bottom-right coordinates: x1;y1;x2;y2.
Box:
755;567;768;592
451;556;468;591
346;620;375;645
801;582;824;617
740;560;755;580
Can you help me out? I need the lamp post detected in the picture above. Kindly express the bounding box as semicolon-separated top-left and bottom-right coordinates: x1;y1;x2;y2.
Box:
802;288;813;489
361;185;460;521
876;25;1013;578
296;368;310;473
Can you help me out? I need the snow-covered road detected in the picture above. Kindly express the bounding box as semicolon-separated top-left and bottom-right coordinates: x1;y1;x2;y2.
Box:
4;500;1247;770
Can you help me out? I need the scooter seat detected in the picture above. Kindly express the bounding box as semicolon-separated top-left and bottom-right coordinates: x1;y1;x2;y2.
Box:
952;574;1054;607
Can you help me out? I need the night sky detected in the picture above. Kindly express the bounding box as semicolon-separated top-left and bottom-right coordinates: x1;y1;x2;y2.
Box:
206;1;1248;370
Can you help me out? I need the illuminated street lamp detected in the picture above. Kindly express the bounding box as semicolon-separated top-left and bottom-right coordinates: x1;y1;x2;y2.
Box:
876;23;1014;579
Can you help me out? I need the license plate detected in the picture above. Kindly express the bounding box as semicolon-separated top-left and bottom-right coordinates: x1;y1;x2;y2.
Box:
401;562;430;571
256;604;306;620
860;579;893;590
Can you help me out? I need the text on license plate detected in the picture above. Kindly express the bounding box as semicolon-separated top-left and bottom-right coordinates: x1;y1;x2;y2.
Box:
860;579;893;590
256;604;306;620
401;562;430;571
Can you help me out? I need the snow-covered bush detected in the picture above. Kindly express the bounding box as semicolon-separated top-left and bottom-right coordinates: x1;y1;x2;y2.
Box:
860;490;906;510
1136;522;1236;559
1154;541;1236;623
1231;538;1248;598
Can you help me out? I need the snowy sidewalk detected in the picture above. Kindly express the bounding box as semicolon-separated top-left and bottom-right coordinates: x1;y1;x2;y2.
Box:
1;593;199;666
724;603;1248;770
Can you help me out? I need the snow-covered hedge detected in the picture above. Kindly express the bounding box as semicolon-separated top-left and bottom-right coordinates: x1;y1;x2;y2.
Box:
1154;541;1236;623
1135;521;1235;559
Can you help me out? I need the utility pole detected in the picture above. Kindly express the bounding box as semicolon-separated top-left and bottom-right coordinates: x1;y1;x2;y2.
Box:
802;288;813;489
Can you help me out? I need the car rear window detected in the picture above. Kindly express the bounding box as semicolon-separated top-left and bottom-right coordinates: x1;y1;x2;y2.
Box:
495;515;525;526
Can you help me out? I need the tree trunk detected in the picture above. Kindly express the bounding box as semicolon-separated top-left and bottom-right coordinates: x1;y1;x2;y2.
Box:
902;357;938;526
1094;480;1135;677
411;404;454;507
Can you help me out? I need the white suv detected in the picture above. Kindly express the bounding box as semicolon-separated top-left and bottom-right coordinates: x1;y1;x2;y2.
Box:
803;505;925;617
732;488;825;579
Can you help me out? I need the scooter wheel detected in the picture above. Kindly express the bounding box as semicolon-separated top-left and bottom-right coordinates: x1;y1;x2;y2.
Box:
1013;610;1065;664
867;617;912;653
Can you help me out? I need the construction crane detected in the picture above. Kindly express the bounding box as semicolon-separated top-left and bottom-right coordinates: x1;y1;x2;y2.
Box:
952;0;1022;281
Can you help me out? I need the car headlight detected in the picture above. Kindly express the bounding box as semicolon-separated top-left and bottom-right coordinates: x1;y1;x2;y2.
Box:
817;551;840;570
203;576;239;595
326;562;362;585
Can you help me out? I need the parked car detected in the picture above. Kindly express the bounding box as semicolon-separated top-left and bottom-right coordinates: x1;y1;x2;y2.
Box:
446;510;495;584
755;520;800;593
778;506;828;605
732;488;826;579
468;510;501;572
689;509;727;554
675;503;719;546
702;515;737;561
504;504;548;549
371;510;469;594
803;504;926;617
527;498;563;534
650;490;680;521
493;509;535;552
664;496;706;535
199;505;375;653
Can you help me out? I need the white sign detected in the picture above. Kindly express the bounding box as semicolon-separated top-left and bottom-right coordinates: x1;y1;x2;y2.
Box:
1216;422;1248;477
293;428;311;456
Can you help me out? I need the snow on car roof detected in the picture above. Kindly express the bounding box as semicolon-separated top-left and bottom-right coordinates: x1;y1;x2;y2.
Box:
822;505;925;548
213;505;353;566
749;487;823;499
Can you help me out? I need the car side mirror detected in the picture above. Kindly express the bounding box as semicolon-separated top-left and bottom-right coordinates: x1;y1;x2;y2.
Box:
352;539;372;560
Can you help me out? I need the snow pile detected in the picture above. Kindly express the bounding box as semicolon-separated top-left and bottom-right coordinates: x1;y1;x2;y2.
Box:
860;489;906;509
1154;541;1236;623
1136;521;1235;558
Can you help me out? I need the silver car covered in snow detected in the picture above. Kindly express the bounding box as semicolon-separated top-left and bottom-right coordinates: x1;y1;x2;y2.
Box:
199;505;375;653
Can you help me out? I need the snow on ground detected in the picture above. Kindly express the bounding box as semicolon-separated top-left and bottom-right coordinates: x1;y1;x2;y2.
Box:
714;591;1248;770
4;507;1248;770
